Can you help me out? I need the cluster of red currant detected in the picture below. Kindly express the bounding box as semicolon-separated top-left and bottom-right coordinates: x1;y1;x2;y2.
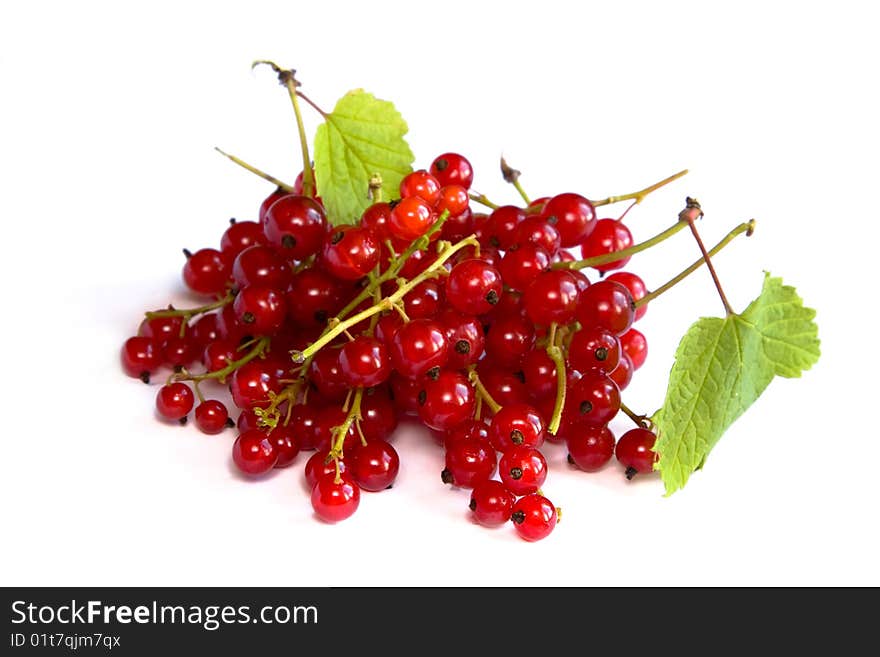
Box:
121;152;660;542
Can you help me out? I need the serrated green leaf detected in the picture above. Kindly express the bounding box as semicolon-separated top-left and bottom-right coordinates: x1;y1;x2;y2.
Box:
313;89;414;225
653;273;820;495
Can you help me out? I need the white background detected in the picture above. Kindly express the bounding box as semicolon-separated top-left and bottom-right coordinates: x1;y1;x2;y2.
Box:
1;0;877;586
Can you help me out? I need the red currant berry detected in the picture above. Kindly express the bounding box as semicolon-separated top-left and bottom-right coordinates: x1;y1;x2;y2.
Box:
403;279;444;320
606;272;648;321
202;337;238;373
389;319;449;379
338;336;391;387
389;196;436;241
155;382;194;421
389;372;422;415
221;219;267;262
430;152;474;189
514;216;561;255
259;187;290;223
289;404;322;451
609;352;634;391
438;309;485;369
566;424;615;472
485;313;535;368
138;313;183;347
263;194;326;261
521;348;558;400
359;387;398;443
444;419;490;450
511;494;558;541
435;185;469;217
183;248;229;296
313;406;358;454
441;438;497;488
308;349;348;402
266;424;299;467
484;205;525;249
579;219;633;272
446;259;503;316
575;280;635;335
488;402;546;452
232;429;278;475
374;312;404;348
477;364;529;411
619;328;647;370
121;336;162;382
540;192;597;248
320;226;380;281
499;244;551;292
229;359;281;409
232;245;291;290
567;327;621;373
523;270;581;326
417;370;476;432
440;206;475;242
233;285;287;335
190;313;221;348
285;267;345;329
469;480;515;527
499;445;548;496
568;372;620;426
194;400;230;434
400;169;441;205
349;440;400;491
162;335;198;369
615;428;658;479
304;450;346;489
360;202;394;241
311;472;360;522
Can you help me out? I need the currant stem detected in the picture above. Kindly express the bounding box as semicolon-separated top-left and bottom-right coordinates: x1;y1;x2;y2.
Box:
590;169;689;207
330;387;364;465
296;91;328;118
467;368;502;414
292;230;475;364
637;219;756;308
145;293;233;321
552;219;689;270
620;401;652;430
546;324;567;435
469;191;500;210
500;157;531;205
214;148;295;192
683;202;735;316
175;336;270;385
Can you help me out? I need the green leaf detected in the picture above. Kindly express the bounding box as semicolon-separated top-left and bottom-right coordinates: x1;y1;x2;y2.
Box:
653;273;820;495
313;89;414;225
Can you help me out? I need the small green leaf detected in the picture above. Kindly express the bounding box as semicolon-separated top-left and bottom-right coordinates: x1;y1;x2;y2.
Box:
653;273;820;495
313;89;414;225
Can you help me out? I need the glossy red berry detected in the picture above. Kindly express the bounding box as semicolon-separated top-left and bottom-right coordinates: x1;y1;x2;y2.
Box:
155;382;194;421
360;202;394;241
488;403;546;452
446;259;503;316
514;216;561;255
320;225;380;281
511;494;558;542
285;268;345;329
576;280;635;335
540;192;597;248
403;279;443;320
499;445;548;496
183;248;229;296
233;285;287;335
190;313;221;348
389;196;436;241
259;187;290;223
435;185;469;217
389;319;449;379
609;352;634;391
389;372;422;415
308;349;348;402
523;270;581;326
521;348;557;400
138;314;183;346
499;244;551;292
438;309;485;369
339;336;391;387
229;359;281;409
311;472;360;522
417;370;475;432
304;450;346;489
579;219;633;272
444;419;490;450
121;336;162;382
484;205;525;249
400;169;442;205
485;313;535;368
477;365;529;410
232;245;291;290
615;428;658;479
567;327;621;373
221;219;267;262
620;328;648;370
232;429;278;475
313;406;358;454
568;372;621;426
349;440;400;491
194;399;230;434
442;438;497;488
469;480;516;527
566;424;615;472
267;424;299;468
359;388;398;443
263;194;326;261
430;152;474;189
606;271;648;321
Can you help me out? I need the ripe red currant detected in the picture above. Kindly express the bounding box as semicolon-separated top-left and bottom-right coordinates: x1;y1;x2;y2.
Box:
183;248;229;296
194;399;230;434
488;402;546;452
442;438;497;488
523;270;581;326
389;196;436;241
262;194;326;261
511;494;558;541
311;472;360;522
389;319;449;379
417;370;475;432
499;445;548;496
579;219;633;272
606;271;648;321
400;169;441;205
540;192;597;247
575;280;635;335
430;152;474;189
320;225;380;281
338;336;391;387
155;382;194;421
615;428;658;479
567;327;621;373
349;440;400;491
121;336;162;382
469;480;515;527
233;285;287;335
566;424;615;472
232;429;278;475
620;328;648;370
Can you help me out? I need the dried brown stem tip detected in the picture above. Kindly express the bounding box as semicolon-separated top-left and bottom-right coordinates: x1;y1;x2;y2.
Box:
500;157;521;183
